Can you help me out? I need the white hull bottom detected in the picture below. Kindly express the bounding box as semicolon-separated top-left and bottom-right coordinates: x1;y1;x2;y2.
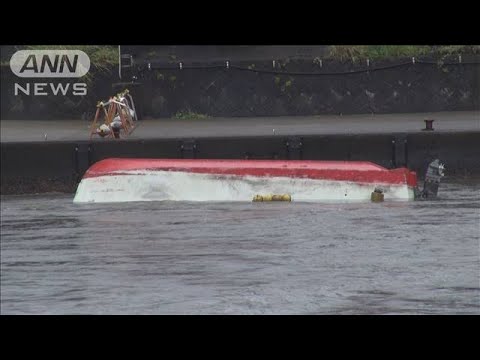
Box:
73;170;415;203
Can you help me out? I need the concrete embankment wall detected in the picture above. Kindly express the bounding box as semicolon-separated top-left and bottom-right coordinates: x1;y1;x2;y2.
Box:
2;55;479;120
2;132;479;195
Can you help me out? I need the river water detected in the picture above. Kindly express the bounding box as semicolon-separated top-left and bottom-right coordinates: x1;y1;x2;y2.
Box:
1;179;479;314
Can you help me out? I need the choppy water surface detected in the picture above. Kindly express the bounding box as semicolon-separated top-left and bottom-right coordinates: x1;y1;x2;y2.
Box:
1;179;479;314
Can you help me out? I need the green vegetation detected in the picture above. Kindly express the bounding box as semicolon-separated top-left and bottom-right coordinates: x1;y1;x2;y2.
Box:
328;45;430;61
432;45;480;55
146;51;157;58
327;45;480;61
173;110;209;120
275;76;294;92
3;45;477;68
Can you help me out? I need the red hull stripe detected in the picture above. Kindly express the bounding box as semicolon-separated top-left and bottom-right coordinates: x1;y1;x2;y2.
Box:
83;158;418;187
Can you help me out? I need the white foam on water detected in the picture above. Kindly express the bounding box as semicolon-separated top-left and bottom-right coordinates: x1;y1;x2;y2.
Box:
73;170;414;203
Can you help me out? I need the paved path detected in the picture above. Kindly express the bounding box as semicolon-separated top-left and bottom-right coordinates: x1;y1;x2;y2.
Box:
1;111;478;143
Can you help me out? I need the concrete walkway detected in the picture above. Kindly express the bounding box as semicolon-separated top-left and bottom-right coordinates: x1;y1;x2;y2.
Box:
1;111;478;143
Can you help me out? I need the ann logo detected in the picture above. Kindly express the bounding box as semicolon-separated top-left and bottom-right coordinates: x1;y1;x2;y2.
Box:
10;50;90;78
20;54;79;74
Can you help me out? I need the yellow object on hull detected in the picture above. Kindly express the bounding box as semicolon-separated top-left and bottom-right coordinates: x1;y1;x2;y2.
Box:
252;194;292;202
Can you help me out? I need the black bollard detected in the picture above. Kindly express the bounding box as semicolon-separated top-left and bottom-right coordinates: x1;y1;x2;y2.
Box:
423;119;435;131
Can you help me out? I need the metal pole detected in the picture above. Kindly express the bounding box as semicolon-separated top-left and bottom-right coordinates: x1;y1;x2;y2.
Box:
118;45;122;79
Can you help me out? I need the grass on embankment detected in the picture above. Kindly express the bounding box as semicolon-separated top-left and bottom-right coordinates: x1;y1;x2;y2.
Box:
173;110;210;120
3;45;479;68
326;45;480;62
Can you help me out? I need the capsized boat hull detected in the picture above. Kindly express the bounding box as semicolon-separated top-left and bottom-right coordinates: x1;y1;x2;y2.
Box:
73;158;417;203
